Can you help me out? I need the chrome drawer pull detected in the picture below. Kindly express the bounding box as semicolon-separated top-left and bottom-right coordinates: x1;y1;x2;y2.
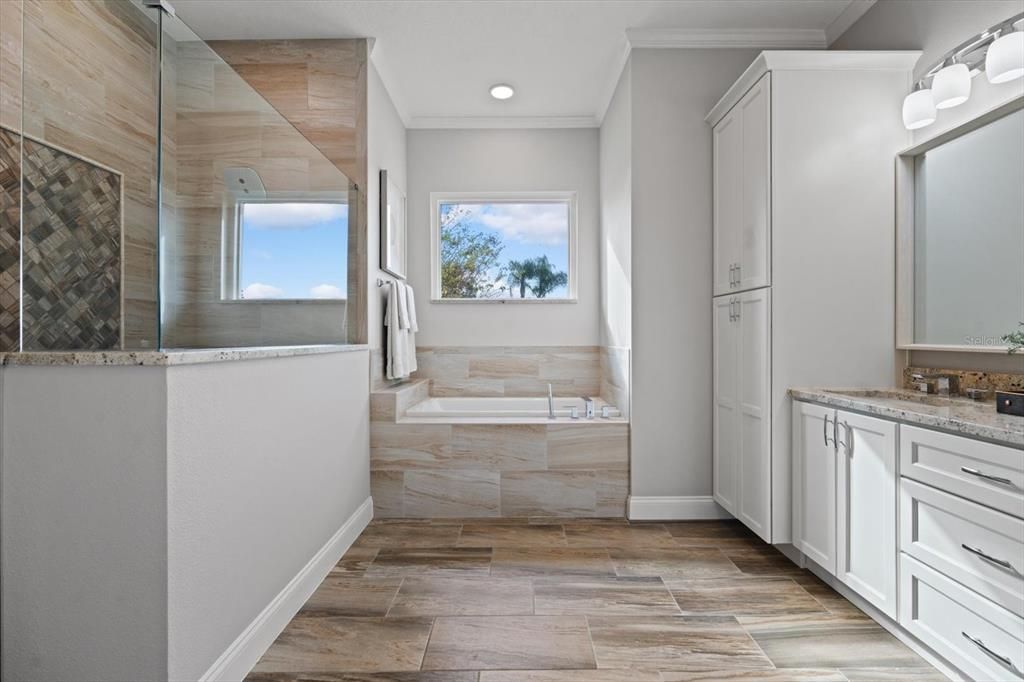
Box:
962;632;1015;669
823;413;833;447
960;466;1013;486
962;544;1015;570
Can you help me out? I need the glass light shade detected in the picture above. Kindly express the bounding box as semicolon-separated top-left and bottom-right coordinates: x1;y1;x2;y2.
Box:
986;31;1024;84
932;63;971;109
489;84;514;100
902;88;936;130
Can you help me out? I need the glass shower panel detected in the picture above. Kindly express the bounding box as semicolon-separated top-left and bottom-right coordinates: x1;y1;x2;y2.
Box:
10;0;161;350
159;12;354;349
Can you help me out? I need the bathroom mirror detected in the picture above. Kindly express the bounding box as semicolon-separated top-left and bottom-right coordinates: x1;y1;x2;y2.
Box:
380;169;407;279
897;98;1024;352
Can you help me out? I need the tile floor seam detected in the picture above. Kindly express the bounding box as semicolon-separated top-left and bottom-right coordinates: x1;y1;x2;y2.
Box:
418;616;439;672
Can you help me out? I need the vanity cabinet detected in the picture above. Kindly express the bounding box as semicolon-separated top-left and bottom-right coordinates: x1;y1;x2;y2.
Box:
708;51;917;544
713;72;770;297
713;289;771;539
792;403;897;617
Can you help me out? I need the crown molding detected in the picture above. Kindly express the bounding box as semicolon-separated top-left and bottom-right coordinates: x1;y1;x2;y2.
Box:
625;27;827;49
825;0;877;46
407;115;600;130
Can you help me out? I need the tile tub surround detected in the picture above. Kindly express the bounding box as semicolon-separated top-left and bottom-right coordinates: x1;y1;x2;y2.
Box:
789;387;1024;446
370;419;630;518
412;346;603;398
246;518;940;679
902;366;1024;396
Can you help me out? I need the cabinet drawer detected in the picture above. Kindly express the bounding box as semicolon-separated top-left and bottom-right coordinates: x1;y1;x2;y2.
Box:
900;553;1024;681
901;477;1024;616
900;424;1024;518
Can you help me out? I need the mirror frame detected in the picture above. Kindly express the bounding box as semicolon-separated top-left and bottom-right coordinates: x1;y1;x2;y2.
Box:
895;95;1024;353
379;169;407;280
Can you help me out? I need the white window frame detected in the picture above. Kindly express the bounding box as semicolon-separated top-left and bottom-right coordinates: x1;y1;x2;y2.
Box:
430;191;579;303
222;194;348;303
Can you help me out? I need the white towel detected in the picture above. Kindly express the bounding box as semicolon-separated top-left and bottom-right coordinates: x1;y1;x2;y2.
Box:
397;280;411;330
403;283;418;372
385;281;410;379
404;283;418;332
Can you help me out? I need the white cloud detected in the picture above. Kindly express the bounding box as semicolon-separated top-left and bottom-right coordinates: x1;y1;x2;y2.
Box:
469;203;568;246
242;282;285;299
310;283;345;299
243;202;348;230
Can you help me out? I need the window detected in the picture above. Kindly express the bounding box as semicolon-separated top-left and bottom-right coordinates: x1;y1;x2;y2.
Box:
431;192;577;302
236;200;348;300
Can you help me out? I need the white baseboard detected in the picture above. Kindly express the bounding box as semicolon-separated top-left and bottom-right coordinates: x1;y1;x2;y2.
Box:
200;496;374;682
627;495;732;520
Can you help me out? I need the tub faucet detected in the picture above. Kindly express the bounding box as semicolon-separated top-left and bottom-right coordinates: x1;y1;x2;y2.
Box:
548;383;555;419
581;396;595;419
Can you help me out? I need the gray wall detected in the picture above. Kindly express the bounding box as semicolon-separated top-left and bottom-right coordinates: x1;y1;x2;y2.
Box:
834;0;1024;372
627;48;758;499
2;365;169;682
406;128;601;346
1;352;371;682
599;61;632;351
166;351;370;680
368;63;409;352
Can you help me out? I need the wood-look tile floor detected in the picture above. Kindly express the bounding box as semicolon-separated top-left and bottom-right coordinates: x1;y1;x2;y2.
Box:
247;519;946;682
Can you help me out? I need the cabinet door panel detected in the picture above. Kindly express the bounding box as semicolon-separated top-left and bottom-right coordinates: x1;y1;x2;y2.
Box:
836;410;897;618
738;73;770;292
713;296;739;514
738;288;771;541
713;109;742;297
792;401;837;574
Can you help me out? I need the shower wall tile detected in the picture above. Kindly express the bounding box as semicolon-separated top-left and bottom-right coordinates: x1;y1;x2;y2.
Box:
22;0;159;347
0;128;19;351
20;138;122;350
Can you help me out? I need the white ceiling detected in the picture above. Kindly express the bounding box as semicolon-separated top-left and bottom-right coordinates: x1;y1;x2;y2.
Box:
172;0;875;127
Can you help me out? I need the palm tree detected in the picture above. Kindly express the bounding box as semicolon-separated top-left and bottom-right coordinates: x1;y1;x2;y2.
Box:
506;258;537;298
504;256;567;298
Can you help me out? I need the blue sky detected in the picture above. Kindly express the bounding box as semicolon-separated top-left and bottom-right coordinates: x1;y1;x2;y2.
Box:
441;202;570;298
239;202;348;300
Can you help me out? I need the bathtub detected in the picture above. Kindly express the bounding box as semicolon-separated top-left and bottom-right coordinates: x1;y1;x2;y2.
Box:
404;396;622;420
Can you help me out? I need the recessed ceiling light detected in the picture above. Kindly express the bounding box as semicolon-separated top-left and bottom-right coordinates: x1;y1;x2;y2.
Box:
490;83;514;100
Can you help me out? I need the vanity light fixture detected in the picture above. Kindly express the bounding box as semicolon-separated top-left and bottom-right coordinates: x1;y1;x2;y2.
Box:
901;12;1023;130
932;60;971;109
986;29;1024;84
489;83;514;100
902;83;937;130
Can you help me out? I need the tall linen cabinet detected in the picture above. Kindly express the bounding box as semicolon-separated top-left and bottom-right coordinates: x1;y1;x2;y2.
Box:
708;52;919;543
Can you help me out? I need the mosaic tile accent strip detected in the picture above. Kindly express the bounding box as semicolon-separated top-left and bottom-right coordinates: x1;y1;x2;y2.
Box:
0;127;19;352
21;138;121;350
902;366;1024;396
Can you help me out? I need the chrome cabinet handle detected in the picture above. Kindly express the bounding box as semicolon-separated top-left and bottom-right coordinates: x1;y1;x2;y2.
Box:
823;413;834;447
837;420;850;454
962;632;1015;669
736;263;741;284
961;466;1013;486
962;543;1015;570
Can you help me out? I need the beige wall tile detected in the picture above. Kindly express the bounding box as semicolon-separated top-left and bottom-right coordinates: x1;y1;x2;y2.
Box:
370;470;404;518
370;423;452;469
547;424;628;470
469;355;541;379
405;470;501;517
451;425;547;470
501;471;598;517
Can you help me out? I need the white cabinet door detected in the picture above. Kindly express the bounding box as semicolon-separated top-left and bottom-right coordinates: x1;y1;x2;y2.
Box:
738;73;770;292
713;106;742;297
737;288;771;541
836;410;897;618
792;401;837;574
713;296;739;514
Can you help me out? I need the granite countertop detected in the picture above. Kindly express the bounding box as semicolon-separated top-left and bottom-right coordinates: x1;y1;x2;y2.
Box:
0;344;369;367
790;387;1023;448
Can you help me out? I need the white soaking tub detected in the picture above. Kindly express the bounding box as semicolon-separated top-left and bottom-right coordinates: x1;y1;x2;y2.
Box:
404;396;622;420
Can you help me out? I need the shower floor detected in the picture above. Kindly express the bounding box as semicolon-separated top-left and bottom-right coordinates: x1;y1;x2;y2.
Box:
246;518;942;681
